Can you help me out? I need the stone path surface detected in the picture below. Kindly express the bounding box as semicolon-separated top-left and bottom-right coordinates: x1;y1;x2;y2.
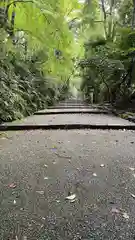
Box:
3;113;135;126
0;129;135;239
35;108;108;114
1;100;135;239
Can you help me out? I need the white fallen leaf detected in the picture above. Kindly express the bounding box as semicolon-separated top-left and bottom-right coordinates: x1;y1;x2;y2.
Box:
44;177;49;180
65;193;76;200
36;191;44;195
56;200;60;203
15;236;18;240
133;174;135;178
13;200;16;205
44;164;48;168
53;161;56;164
129;167;135;171
100;164;105;167
70;199;76;203
93;173;97;177
131;193;135;198
123;212;129;219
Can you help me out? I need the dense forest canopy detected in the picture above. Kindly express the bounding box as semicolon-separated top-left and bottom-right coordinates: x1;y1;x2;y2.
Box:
0;0;82;121
79;0;135;106
0;0;135;122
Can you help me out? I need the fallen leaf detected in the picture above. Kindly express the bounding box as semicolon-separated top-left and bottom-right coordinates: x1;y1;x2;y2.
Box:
15;236;19;240
56;200;60;203
122;212;129;219
93;173;97;177
131;193;135;198
52;145;57;150
20;208;24;211
52;161;56;164
129;167;135;171
70;199;76;203
133;174;135;178
36;191;44;195
9;183;17;189
66;193;76;200
55;153;71;159
23;236;27;240
13;200;16;205
44;177;49;180
100;164;105;168
44;164;48;168
111;207;120;214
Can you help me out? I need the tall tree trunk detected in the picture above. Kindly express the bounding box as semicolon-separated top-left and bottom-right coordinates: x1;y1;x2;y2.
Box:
100;0;107;38
132;0;135;29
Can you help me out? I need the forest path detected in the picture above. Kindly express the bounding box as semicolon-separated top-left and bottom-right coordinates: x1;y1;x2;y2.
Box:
0;100;135;239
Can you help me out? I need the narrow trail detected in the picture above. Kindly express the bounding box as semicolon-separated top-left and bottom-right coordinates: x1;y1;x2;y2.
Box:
0;100;135;239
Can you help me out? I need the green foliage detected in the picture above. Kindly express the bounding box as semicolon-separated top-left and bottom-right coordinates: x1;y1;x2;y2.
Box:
0;46;62;122
79;0;135;105
0;0;82;122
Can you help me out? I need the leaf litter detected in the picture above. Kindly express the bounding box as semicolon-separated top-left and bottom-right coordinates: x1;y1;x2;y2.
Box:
36;191;44;195
55;152;71;159
129;167;135;171
131;193;135;199
122;212;129;219
93;173;97;177
9;183;17;188
44;164;48;168
65;193;76;202
111;207;120;214
100;164;105;168
44;177;49;180
111;207;130;220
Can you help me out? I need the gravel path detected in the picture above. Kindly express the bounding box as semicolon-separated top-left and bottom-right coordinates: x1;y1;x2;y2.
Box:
0;129;135;239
